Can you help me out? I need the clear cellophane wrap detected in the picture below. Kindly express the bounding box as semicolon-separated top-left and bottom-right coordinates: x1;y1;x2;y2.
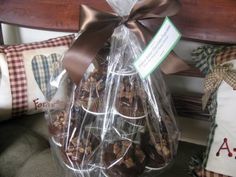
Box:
46;0;179;177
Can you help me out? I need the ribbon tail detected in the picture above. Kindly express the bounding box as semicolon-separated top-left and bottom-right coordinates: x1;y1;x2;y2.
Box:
160;52;191;74
202;74;222;110
202;91;211;111
63;24;116;85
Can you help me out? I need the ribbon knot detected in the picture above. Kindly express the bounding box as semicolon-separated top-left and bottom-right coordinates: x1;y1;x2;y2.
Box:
63;0;189;85
202;63;236;110
119;16;129;26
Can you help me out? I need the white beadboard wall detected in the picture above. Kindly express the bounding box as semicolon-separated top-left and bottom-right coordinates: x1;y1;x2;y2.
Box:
1;23;211;145
2;24;72;44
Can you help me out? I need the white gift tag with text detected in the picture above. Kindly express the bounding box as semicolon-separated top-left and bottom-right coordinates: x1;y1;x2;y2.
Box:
134;17;181;78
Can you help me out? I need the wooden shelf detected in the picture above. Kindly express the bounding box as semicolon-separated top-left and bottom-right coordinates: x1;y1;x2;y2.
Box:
172;93;210;121
175;67;204;78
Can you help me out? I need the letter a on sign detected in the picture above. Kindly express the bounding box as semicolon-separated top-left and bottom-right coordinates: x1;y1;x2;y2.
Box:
216;138;233;157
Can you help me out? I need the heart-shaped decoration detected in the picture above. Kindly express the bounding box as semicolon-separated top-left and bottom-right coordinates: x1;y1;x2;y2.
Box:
32;53;63;100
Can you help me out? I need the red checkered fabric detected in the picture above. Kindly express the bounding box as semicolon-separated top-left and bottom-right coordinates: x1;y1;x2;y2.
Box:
2;34;74;117
4;48;28;117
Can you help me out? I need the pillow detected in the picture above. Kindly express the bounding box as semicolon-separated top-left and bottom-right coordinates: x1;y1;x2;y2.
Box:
0;34;75;120
189;45;236;177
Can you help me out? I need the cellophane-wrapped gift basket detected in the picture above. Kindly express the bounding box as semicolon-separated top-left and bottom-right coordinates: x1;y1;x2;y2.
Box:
46;0;180;176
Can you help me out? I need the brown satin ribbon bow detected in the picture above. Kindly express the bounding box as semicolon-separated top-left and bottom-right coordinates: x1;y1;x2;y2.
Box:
202;63;236;110
63;0;188;85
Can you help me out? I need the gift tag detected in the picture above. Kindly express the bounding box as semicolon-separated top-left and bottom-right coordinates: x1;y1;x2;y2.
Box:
134;17;181;79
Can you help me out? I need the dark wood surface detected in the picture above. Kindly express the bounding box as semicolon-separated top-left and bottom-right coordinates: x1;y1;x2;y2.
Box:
173;93;210;121
173;0;236;44
175;67;203;78
1;0;236;43
0;0;110;32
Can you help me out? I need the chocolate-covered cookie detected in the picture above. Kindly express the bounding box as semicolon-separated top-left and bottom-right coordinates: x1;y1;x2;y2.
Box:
48;111;72;146
116;76;146;118
62;131;100;170
112;115;146;138
103;140;146;177
71;105;96;129
76;69;107;113
141;131;172;169
75;43;109;114
49;111;67;135
49;105;97;146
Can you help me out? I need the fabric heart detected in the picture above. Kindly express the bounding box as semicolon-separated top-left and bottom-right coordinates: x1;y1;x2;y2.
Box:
32;53;63;100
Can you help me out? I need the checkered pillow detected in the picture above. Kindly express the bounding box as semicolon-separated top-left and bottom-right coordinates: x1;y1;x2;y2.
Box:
0;34;75;121
189;45;236;177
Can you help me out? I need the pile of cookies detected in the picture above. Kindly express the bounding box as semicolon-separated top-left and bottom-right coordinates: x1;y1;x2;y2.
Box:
48;45;177;177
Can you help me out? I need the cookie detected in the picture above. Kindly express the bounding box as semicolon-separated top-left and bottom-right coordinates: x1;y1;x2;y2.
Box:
116;76;146;118
103;140;146;177
77;69;107;113
141;131;172;169
62;131;100;170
